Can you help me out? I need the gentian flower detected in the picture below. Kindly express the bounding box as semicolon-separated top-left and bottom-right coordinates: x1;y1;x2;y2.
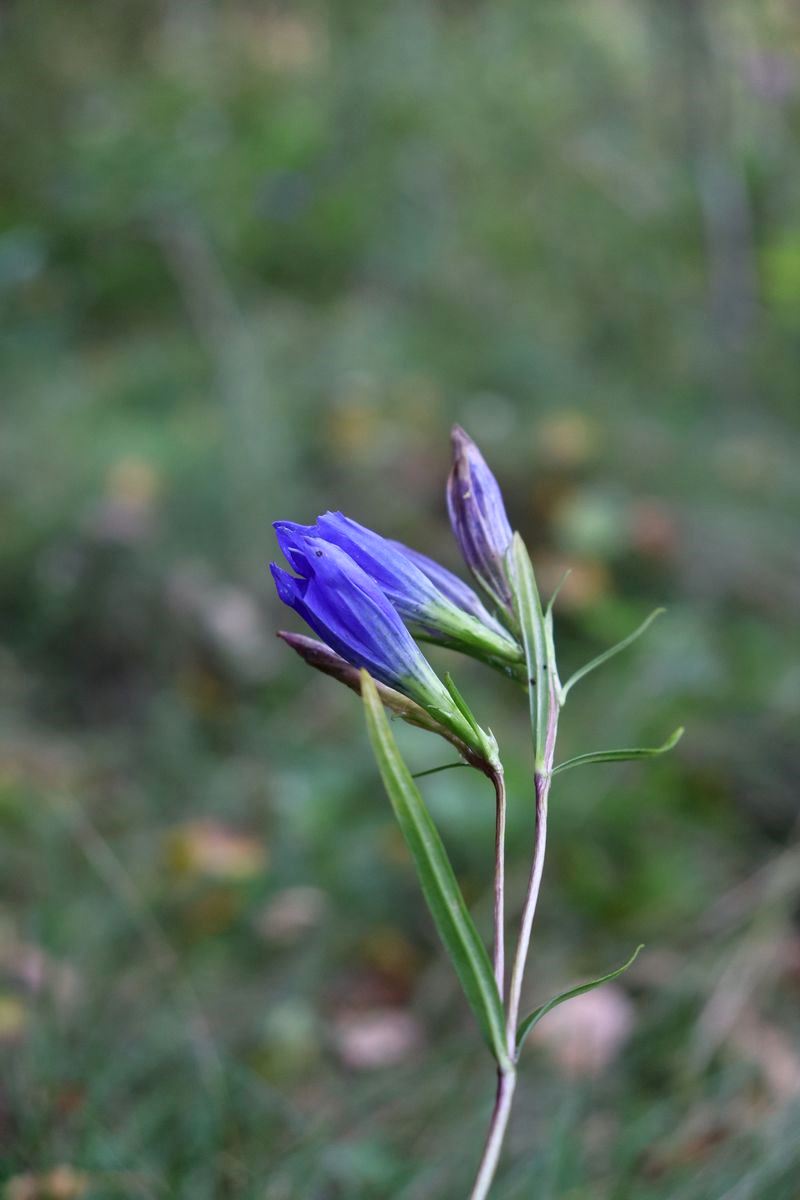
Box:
275;513;522;667
270;530;496;757
447;426;514;614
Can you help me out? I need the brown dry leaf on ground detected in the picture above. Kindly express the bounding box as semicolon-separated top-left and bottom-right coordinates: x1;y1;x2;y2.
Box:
0;938;80;1008
0;995;29;1044
165;820;268;881
331;1007;424;1071
255;886;327;944
5;1166;89;1200
535;412;600;469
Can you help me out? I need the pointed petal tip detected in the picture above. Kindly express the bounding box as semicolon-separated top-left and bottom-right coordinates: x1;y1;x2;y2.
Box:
272;519;300;538
273;518;305;539
317;509;349;533
270;561;301;605
450;424;472;452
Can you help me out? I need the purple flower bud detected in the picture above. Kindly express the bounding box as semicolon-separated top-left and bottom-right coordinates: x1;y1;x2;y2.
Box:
270;529;493;754
275;513;521;665
271;534;438;701
447;426;514;613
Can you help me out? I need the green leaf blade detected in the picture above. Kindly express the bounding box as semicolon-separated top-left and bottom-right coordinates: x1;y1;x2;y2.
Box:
561;608;665;702
551;727;684;775
410;762;468;780
516;944;644;1053
361;672;511;1070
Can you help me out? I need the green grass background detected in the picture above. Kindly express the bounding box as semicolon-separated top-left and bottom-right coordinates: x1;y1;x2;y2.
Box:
1;1;799;1197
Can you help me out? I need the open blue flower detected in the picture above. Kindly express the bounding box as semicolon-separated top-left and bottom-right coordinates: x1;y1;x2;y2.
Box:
447;426;514;614
275;513;521;665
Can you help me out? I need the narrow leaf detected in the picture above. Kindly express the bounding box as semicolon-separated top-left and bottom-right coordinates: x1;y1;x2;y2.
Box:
361;672;511;1070
411;762;468;780
551;727;684;776
561;608;665;701
545;569;572;618
516;944;644;1053
509;535;551;770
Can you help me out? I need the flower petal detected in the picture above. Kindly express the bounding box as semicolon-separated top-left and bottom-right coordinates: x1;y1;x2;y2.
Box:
447;426;514;611
390;541;510;639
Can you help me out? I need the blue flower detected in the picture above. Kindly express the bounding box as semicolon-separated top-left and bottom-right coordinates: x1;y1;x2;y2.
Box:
447;426;514;613
390;540;509;636
270;529;490;751
275;513;521;665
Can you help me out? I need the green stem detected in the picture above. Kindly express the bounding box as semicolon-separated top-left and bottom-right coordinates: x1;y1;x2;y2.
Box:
491;766;507;997
469;1067;517;1200
469;679;559;1199
505;767;551;1048
507;676;559;1047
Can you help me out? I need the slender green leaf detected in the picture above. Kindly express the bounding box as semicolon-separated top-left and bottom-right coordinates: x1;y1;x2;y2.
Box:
561;608;665;701
516;945;644;1053
361;672;511;1069
411;762;468;780
551;727;684;776
510;535;551;770
545;569;572;618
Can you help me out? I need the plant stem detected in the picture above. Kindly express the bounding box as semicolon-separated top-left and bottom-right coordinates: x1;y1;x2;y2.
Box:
505;769;550;1045
469;1067;517;1200
470;682;559;1198
491;766;507;997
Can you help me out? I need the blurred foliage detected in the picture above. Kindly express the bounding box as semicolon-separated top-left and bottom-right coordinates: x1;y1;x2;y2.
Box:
1;0;800;1197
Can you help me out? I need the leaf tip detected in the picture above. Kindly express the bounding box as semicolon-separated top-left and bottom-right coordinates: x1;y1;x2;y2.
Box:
666;726;685;750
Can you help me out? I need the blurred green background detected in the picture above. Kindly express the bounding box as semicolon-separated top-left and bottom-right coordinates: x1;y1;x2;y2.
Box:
2;1;799;1197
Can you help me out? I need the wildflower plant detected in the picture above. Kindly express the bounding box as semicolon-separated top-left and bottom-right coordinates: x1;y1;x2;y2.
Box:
271;427;682;1198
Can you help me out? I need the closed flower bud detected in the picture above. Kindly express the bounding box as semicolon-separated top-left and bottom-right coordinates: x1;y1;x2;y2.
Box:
270;530;496;760
447;426;514;614
275;513;522;668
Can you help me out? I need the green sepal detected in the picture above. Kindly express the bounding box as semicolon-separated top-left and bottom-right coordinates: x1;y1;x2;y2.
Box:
551;727;684;776
361;672;512;1071
444;673;481;735
516;944;644;1054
